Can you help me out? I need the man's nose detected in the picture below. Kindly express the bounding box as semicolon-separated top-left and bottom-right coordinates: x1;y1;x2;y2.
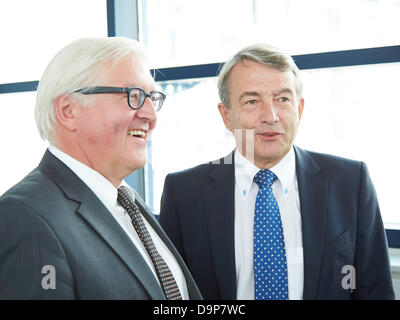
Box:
136;96;157;121
261;100;279;124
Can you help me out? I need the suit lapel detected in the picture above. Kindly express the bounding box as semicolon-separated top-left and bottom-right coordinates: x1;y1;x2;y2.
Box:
203;152;237;299
38;150;165;300
294;146;328;299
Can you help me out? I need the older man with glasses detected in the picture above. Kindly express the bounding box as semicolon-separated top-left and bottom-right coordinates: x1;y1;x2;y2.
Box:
0;37;202;300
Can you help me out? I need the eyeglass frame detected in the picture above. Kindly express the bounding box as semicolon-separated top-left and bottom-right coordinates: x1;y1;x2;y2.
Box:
73;86;166;112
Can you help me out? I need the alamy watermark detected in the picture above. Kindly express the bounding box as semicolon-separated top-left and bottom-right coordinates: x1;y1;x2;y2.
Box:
341;265;356;291
211;129;254;165
41;265;56;290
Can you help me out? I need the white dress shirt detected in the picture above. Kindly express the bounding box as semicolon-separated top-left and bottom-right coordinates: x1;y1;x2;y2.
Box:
234;148;304;300
48;146;189;299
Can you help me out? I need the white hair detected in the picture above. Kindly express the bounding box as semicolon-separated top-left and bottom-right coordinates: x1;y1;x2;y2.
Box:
35;37;148;142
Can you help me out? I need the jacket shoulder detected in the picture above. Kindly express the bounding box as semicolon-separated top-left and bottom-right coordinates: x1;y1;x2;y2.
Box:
298;148;364;174
309;149;360;164
167;153;233;180
1;167;54;203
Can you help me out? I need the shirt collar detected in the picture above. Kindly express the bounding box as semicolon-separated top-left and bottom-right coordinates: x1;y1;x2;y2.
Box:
48;145;134;211
270;147;296;195
234;147;296;196
234;149;260;198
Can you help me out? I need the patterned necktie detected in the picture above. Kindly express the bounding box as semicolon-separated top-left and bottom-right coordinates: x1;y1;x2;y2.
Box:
117;186;182;300
253;170;289;300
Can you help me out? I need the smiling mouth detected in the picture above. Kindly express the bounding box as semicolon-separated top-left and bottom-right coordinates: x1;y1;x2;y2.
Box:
127;129;146;138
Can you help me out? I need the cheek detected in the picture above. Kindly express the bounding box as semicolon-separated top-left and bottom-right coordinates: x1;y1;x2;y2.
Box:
280;108;300;128
231;111;258;129
78;113;125;147
148;118;157;133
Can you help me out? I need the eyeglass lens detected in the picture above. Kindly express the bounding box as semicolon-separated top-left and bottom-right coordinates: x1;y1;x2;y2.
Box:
129;88;164;111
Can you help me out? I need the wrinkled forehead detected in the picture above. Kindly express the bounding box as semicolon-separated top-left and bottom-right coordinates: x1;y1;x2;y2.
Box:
237;58;301;92
230;61;294;87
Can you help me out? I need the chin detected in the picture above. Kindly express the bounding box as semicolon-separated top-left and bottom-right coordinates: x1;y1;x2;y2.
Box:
254;150;285;166
126;154;147;172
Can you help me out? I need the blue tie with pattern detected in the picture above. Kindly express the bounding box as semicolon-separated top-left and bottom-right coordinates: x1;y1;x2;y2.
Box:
253;169;289;300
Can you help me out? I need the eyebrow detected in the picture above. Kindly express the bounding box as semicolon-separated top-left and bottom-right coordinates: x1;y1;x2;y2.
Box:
273;88;295;96
239;91;260;102
238;88;295;102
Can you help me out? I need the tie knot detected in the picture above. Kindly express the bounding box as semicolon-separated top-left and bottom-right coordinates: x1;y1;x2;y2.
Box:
117;186;133;208
254;169;277;189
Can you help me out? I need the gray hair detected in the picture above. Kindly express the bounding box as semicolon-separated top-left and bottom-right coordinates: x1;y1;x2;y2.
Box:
35;37;148;142
217;43;303;108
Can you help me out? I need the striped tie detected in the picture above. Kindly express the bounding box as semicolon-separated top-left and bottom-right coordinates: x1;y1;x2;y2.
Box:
117;186;182;300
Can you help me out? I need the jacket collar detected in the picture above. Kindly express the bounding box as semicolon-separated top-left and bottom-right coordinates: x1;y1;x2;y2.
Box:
205;151;237;299
294;146;328;299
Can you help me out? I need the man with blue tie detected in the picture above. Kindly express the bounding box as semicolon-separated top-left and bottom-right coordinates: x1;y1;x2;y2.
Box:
158;43;394;300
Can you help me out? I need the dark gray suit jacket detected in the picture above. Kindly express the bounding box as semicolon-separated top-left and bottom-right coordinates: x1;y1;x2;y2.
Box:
0;150;202;299
159;146;394;299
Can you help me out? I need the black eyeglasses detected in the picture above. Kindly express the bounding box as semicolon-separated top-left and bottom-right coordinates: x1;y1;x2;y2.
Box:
73;86;166;112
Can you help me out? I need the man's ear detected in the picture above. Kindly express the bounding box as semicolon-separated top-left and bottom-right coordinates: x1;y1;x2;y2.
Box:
53;94;79;132
298;97;305;120
218;102;233;132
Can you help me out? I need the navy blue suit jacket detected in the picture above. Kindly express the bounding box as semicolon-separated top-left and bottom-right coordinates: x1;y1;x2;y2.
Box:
159;146;394;299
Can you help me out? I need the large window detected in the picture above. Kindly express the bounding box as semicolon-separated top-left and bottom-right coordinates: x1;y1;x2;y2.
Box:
150;63;400;228
295;62;400;227
0;0;399;244
143;0;400;68
0;0;107;83
142;0;400;231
